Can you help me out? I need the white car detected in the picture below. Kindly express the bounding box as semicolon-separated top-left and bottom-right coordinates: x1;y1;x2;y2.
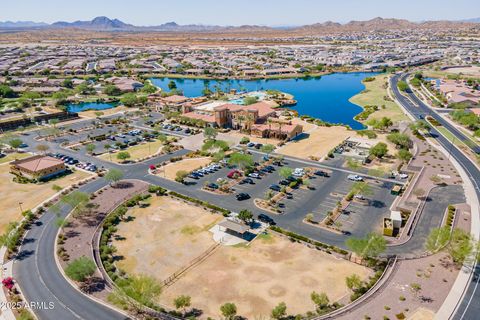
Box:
399;173;409;179
348;174;363;181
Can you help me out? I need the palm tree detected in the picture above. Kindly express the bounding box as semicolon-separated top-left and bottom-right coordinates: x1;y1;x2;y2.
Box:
237;114;246;131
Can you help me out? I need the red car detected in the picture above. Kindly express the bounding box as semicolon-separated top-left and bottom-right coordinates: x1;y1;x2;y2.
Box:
227;170;241;179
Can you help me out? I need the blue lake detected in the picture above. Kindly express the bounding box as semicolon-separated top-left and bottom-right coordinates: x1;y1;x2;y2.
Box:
151;72;379;130
67;102;118;113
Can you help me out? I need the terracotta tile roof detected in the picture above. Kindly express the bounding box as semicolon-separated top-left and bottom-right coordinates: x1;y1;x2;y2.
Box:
13;156;64;172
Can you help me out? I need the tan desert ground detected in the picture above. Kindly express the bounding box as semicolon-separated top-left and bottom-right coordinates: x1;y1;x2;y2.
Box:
114;197;372;319
114;196;222;277
0;164;91;233
277;123;354;159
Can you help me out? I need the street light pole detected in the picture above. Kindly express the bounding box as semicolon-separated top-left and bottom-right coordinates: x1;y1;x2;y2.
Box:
19;202;24;214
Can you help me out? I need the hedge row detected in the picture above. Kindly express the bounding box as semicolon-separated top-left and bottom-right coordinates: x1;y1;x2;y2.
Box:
169;191;231;216
269;225;348;255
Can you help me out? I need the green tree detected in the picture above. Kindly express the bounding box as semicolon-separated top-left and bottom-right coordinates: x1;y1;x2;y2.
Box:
0;85;15;98
220;302;237;320
110;274;162;310
85;143;96;154
271;302;287;319
448;228;477;265
103;85;122;96
350;181;373;196
238;209;253;223
65;256;96;282
311;291;329;310
105;168;124;186
121;93;139;107
117;151;131;163
397;81;409;92
345;274;362;291
279;167;293;179
425;226;451;254
212;150;225;163
173;295;191;315
387;132;411;149
175;170;188;184
410;283;422;297
53;191;91;218
168;80;177;90
396;149;413;162
228;152;254;171
369;142;388;159
6;138;23;150
260;144;275;156
204;126;218;141
345;232;387;259
62;78;73;88
141;83;157;94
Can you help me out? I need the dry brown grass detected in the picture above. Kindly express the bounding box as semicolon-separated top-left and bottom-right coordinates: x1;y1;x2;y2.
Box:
158;234;372;319
115;200;372;319
0;165;91;233
278;123;354;159
113;196;222;277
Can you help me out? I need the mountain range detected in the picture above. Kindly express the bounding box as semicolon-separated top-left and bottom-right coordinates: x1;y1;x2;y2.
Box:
0;16;478;32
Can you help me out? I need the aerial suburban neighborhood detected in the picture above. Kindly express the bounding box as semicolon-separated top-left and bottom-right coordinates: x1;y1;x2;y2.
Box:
0;1;479;320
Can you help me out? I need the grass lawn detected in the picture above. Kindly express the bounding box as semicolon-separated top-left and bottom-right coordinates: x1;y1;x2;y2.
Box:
156;157;212;180
98;139;164;163
0;152;31;165
0;166;91;233
349;75;408;122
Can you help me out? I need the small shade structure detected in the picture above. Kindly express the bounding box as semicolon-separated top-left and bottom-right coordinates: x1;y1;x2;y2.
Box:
218;219;250;238
390;211;402;229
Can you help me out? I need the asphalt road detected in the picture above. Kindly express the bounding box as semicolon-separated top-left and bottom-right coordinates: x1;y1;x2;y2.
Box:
13;178;128;320
13;77;480;319
391;74;480;320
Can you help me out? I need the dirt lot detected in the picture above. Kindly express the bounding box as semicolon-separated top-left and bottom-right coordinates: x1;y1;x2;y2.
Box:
156;157;212;180
0;165;91;233
114;196;222;278
277;124;354;159
79;105;132;119
444;66;480;77
158;233;372;319
98;140;164;163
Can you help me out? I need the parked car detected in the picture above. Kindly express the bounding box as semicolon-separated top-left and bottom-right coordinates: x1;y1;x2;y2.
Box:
279;180;289;186
227;170;241;179
347;174;363;181
240;178;254;185
236;193;250;201
399;173;409;179
248;172;261;179
207;183;219;190
254;143;263;149
258;213;275;225
314;170;329;177
269;184;281;192
247;142;255;148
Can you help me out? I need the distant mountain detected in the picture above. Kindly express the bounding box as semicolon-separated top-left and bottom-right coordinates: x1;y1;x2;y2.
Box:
0;16;478;33
0;21;48;28
294;17;478;34
51;16;134;30
460;17;480;23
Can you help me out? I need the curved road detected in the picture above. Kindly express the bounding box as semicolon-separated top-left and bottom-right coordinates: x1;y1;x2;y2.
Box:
12;75;479;319
391;74;480;320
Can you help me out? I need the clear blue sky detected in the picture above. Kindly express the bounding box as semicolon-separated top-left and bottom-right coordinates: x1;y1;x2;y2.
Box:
1;0;479;26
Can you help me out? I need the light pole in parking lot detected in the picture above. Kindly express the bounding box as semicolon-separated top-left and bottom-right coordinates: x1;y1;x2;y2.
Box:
18;202;24;214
